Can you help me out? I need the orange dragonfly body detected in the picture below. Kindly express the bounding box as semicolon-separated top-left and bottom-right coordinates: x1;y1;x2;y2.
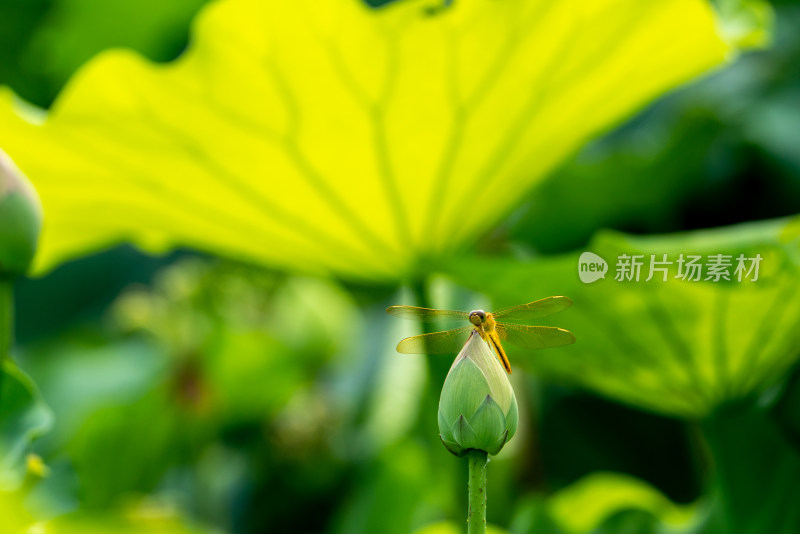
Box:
387;296;575;374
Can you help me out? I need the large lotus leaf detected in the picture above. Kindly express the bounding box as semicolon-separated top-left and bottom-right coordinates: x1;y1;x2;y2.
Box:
446;217;800;418
0;0;749;280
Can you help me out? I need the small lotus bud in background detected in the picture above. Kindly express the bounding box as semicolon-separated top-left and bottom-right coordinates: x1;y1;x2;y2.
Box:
438;331;518;456
0;149;42;277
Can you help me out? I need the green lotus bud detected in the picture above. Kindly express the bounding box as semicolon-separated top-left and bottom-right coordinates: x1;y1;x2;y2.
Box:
0;150;42;277
438;331;518;457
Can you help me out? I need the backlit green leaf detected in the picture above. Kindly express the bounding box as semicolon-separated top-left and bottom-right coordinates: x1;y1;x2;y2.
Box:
0;0;748;280
447;217;800;418
547;472;696;533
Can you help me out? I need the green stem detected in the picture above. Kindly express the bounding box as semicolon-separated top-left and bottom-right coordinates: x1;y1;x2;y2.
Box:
0;280;11;357
467;449;488;534
411;281;451;430
0;279;12;394
411;280;469;523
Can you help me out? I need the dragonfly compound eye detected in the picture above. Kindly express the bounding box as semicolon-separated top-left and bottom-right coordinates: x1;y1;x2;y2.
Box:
469;310;486;326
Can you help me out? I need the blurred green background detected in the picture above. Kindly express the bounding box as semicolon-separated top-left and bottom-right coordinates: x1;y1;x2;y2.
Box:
1;0;800;533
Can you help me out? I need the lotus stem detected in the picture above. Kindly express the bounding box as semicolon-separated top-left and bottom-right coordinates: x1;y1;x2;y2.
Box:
467;449;488;534
0;279;12;393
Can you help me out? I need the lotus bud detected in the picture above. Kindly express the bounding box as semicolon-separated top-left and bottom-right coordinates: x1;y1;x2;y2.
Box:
438;331;518;456
0;150;42;277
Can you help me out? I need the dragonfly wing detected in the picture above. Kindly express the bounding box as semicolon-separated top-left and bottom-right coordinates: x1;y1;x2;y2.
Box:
492;296;573;321
386;305;469;323
495;322;575;349
396;326;473;354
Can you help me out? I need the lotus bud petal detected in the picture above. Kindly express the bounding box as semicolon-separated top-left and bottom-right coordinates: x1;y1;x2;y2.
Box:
438;331;518;456
0;150;42;277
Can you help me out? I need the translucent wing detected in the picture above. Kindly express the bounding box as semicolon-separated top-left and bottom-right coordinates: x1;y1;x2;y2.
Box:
495;322;575;349
386;305;469;322
396;326;474;354
492;296;573;321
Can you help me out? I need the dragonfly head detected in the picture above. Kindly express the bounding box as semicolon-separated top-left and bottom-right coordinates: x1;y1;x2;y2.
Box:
468;310;486;326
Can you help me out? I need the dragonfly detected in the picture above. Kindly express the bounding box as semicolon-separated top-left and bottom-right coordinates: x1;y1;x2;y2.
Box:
386;296;575;374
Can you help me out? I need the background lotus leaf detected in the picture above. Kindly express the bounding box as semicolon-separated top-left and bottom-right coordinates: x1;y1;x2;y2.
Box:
0;0;737;280
446;217;800;418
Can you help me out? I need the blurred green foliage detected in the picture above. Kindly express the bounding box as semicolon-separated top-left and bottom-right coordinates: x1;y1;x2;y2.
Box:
0;0;211;108
0;362;52;489
0;0;798;534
